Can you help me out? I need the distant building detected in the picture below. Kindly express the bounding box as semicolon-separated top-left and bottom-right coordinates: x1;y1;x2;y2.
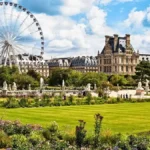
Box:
17;54;49;77
70;56;98;73
97;34;140;75
48;57;72;74
139;54;150;61
48;56;98;73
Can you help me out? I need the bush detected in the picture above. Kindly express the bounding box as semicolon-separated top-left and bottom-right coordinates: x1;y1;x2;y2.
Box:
3;97;19;108
19;98;29;107
11;134;32;150
106;98;117;104
85;92;92;105
0;130;12;148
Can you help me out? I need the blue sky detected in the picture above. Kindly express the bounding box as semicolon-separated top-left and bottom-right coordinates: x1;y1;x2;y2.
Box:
1;0;150;58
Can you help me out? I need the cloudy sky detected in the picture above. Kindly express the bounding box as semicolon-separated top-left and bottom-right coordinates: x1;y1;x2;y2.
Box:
1;0;150;59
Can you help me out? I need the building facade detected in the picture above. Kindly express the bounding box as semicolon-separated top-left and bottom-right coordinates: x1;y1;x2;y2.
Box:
97;34;140;75
48;56;98;73
17;54;49;77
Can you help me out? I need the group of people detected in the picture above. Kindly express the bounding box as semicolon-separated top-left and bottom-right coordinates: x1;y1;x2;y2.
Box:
120;93;132;99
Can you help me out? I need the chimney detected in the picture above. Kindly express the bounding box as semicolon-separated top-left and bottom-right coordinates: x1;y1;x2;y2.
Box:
126;34;130;48
114;34;118;51
105;35;110;45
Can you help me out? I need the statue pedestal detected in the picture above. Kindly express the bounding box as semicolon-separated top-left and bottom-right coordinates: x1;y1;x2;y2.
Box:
136;88;144;95
2;90;7;96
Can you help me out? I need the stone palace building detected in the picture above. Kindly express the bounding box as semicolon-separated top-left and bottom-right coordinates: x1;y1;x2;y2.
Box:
97;34;140;75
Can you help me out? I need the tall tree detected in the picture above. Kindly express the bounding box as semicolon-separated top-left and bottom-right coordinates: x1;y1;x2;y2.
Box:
135;61;150;83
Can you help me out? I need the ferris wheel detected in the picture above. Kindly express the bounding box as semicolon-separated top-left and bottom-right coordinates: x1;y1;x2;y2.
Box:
0;1;44;70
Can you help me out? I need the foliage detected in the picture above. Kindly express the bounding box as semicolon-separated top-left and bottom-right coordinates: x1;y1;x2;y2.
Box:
94;113;103;148
85;92;92;104
0;66;19;86
27;69;41;81
0;130;12;148
13;73;39;89
49;68;72;86
135;60;150;83
110;75;128;86
75;120;86;148
3;97;19;108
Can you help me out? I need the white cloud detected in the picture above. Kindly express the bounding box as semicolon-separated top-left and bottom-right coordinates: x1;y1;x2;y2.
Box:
87;6;115;35
60;0;96;16
48;39;74;50
123;8;146;29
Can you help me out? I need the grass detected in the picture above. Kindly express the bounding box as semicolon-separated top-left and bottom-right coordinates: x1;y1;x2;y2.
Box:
0;103;150;134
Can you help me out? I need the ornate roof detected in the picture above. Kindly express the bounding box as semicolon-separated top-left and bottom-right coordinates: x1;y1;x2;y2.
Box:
70;56;97;67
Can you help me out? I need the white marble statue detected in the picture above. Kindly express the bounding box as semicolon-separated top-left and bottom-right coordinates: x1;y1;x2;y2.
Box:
94;84;97;90
62;80;65;87
145;79;149;94
87;83;91;91
28;84;31;90
138;81;142;89
12;82;17;91
146;79;149;87
3;81;7;91
40;77;44;89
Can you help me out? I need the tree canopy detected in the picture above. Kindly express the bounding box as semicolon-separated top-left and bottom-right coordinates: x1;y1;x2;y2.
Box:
135;61;150;83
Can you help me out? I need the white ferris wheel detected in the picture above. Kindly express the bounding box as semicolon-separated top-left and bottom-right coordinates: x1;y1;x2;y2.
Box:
0;1;44;71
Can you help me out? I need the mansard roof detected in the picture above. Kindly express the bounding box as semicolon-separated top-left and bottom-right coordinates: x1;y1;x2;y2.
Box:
48;57;72;67
70;56;97;67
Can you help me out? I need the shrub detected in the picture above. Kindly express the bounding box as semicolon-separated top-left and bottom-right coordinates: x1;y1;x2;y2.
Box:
68;95;74;104
42;121;59;144
19;98;29;107
28;131;45;146
11;134;32;150
75;120;86;148
85;92;92;105
3;97;19;108
0;130;12;148
94;113;103;148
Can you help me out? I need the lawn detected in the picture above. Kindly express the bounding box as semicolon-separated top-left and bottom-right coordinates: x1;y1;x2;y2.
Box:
0;103;150;134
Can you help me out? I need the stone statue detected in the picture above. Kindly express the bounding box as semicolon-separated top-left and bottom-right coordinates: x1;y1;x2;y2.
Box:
62;80;65;87
62;80;65;90
146;79;149;87
138;81;142;89
12;82;17;91
40;77;44;89
28;84;31;90
145;79;149;94
87;83;91;91
136;80;144;95
94;84;97;90
3;81;7;91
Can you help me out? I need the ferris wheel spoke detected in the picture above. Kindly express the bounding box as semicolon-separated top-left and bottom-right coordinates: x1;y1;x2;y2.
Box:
17;42;42;51
13;21;35;40
14;45;28;54
3;3;9;36
13;8;22;34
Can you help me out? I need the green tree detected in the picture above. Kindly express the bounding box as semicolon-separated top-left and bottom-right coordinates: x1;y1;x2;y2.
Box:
110;75;128;86
13;73;39;89
27;69;41;81
49;68;72;86
0;66;19;86
80;72;107;87
66;70;82;86
135;61;150;83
